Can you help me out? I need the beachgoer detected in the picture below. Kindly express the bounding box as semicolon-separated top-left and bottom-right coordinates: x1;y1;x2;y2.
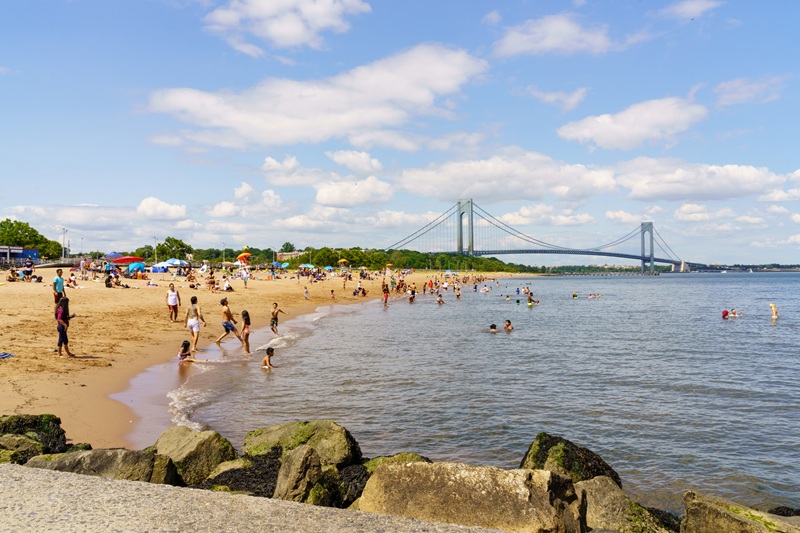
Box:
52;268;66;305
770;303;780;321
241;268;249;289
330;289;335;300
382;283;389;306
304;287;309;300
221;276;233;292
572;292;578;299
215;297;244;345
489;324;498;333
527;293;533;307
166;283;181;322
241;310;251;354
185;295;206;352
722;310;729;319
261;347;275;369
23;258;34;281
270;302;287;336
504;320;513;331
55;297;75;357
178;340;196;363
436;294;445;304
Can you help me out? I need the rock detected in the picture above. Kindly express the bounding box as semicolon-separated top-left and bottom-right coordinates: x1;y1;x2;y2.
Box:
243;420;361;467
273;444;329;505
153;425;237;486
682;491;800;533
340;463;370;505
0;449;23;465
362;452;430;475
0;414;67;453
197;448;282;497
0;434;46;463
770;507;800;517
520;432;622;488
358;461;586;533
575;475;678;532
25;449;182;485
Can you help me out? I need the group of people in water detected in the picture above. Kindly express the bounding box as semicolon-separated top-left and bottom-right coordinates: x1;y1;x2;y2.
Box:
721;303;780;321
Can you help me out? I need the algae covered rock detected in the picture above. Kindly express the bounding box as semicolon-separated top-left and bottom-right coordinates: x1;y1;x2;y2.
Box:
359;462;586;533
243;420;361;467
196;448;282;498
576;475;678;533
273;444;329;505
0;449;23;465
520;432;622;488
0;434;46;464
25;448;182;485
154;425;237;486
681;491;800;533
0;414;67;454
363;452;430;475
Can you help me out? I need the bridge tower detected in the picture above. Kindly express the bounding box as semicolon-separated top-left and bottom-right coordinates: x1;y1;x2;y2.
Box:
640;222;654;274
457;199;474;255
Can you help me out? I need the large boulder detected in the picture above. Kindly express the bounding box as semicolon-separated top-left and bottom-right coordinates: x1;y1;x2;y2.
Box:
273;444;330;505
363;452;430;475
681;491;800;533
358;461;586;533
575;475;679;533
197;448;282;497
0;449;23;465
243;420;361;467
520;432;622;488
0;414;67;453
0;434;45;464
25;448;182;485
153;425;237;486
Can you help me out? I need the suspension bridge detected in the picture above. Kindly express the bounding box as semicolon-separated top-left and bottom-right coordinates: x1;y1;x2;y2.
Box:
388;199;706;273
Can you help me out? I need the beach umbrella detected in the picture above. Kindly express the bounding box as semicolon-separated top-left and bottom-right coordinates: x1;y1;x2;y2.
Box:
113;255;144;264
272;261;282;267
165;258;189;266
281;262;290;268
386;263;393;267
236;252;251;261
104;252;123;260
324;265;333;271
306;263;314;268
337;258;348;263
152;261;173;268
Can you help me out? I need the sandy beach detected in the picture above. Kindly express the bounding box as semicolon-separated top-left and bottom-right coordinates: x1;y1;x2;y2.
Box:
0;266;508;449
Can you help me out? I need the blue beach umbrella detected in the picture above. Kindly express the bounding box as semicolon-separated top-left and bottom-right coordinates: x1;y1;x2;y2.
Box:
165;258;189;266
324;265;333;271
104;252;123;260
281;262;290;268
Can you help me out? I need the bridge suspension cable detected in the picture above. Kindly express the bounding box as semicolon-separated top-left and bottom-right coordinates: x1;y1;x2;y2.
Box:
386;204;458;251
653;227;681;262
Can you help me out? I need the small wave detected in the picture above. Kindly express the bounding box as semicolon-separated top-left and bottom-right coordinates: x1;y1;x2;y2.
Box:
167;381;213;432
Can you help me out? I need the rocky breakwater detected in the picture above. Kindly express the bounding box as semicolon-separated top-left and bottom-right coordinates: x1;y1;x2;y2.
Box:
4;414;800;533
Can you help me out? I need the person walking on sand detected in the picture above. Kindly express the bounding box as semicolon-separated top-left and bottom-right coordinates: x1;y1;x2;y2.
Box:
55;297;75;357
261;347;275;369
270;302;287;336
241;310;252;354
166;283;181;322
52;268;67;306
215;297;244;345
185;295;206;352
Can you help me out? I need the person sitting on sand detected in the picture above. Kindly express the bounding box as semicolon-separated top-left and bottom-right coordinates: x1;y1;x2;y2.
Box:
261;347;275;369
221;275;234;292
6;269;17;282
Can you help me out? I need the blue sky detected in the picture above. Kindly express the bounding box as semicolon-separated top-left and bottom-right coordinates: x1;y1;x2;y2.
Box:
2;0;798;265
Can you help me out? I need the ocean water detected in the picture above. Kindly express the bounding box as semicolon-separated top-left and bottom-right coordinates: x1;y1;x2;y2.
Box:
117;272;799;513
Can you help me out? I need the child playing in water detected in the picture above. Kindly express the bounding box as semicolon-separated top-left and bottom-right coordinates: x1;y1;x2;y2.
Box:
178;340;196;363
241;310;251;354
261;347;275;369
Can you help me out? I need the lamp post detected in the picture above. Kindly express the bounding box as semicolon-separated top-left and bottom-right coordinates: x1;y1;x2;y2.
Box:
80;237;84;256
222;242;226;265
153;237;158;264
54;226;67;259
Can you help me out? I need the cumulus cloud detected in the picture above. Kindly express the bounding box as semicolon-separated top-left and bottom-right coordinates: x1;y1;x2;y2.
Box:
615;157;785;201
674;203;735;222
482;10;501;25
204;0;371;55
494;14;615;57
736;215;764;224
315;176;393;207
149;44;488;150
136;197;187;219
714;76;786;106
527;85;588;112
557;97;708;150
209;201;239;218
399;147;616;203
234;181;256;199
660;0;723;22
325;150;383;174
500;204;594;226
606;210;652;224
758;188;800;202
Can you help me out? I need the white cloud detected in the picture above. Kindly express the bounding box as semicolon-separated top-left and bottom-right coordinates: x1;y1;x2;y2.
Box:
646;205;665;214
557;97;708;150
791;214;800;224
204;0;371;55
606;210;651;224
315;176;393;207
767;205;789;215
347;130;421;151
758;188;800;202
494;14;615;57
527;85;588;112
674;203;735;222
500;204;594;226
209;201;239;218
149;44;488;150
660;0;723;22
325;150;383;174
136;197;187;219
0;67;9;75
399;147;616;203
261;190;283;211
482;10;501;25
615;157;786;201
714;76;786;106
234;181;256;200
736;215;764;224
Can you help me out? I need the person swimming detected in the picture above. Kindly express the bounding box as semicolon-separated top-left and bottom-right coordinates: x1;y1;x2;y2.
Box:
489;324;498;332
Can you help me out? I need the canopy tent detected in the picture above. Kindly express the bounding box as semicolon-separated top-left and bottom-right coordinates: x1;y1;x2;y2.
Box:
126;262;146;274
113;256;144;264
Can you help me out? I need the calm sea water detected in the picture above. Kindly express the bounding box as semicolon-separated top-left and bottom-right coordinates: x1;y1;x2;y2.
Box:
119;272;799;513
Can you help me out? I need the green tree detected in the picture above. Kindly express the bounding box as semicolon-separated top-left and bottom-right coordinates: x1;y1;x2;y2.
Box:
156;236;193;261
134;245;155;261
0;219;64;258
280;242;296;253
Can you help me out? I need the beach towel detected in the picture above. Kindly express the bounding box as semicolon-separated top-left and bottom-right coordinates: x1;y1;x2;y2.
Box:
0;352;16;360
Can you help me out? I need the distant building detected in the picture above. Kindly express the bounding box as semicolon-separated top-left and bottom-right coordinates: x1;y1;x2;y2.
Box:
277;251;304;261
0;246;40;264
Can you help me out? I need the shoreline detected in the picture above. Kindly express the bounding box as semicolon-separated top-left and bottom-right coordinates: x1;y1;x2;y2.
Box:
1;267;511;449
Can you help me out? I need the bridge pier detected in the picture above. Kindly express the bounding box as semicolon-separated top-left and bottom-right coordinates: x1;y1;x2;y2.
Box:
640;222;654;274
457;199;474;255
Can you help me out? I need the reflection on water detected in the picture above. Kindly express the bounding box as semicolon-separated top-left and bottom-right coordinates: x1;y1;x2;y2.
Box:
120;272;800;513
